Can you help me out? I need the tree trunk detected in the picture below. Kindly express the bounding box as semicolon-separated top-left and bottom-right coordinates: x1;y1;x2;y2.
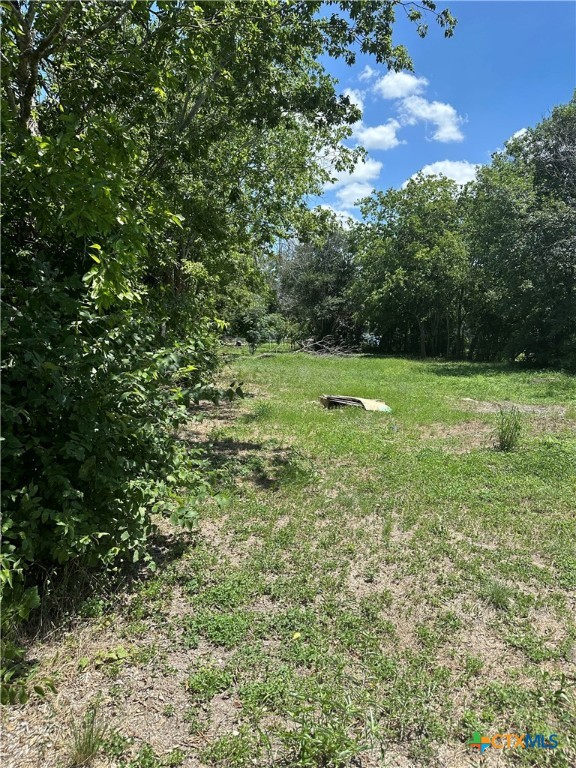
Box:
456;288;464;359
418;319;427;357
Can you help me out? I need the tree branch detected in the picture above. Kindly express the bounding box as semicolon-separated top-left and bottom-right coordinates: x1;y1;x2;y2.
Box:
35;2;75;58
25;0;38;27
59;3;133;53
7;1;26;28
7;1;31;52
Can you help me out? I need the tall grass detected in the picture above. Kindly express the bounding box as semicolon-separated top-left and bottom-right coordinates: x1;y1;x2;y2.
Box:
495;406;522;451
67;697;108;767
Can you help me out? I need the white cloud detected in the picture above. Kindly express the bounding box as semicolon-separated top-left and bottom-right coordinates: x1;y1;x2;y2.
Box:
326;156;382;189
343;88;364;114
511;127;528;140
373;71;428;100
325;155;381;212
354;119;403;151
407;160;479;187
359;65;377;82
368;71;465;143
400;95;464;142
335;182;374;209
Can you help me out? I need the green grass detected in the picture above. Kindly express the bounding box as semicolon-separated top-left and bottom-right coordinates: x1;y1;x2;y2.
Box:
184;354;575;766
19;355;576;767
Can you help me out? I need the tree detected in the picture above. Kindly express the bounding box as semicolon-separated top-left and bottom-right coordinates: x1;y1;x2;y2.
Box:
0;0;458;625
356;174;469;357
464;96;576;365
279;217;359;344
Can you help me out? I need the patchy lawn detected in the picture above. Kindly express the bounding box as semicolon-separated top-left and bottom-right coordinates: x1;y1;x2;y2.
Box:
3;355;575;768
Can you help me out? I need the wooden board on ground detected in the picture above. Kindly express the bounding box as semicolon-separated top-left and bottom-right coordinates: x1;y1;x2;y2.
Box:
320;394;392;412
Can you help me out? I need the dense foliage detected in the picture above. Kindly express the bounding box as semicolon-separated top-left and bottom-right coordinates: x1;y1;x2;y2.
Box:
357;174;468;357
279;223;359;344
1;0;457;654
464;99;576;365
279;97;576;365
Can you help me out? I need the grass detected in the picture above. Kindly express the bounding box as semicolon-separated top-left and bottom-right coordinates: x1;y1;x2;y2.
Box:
496;405;523;451
5;355;576;767
66;697;108;767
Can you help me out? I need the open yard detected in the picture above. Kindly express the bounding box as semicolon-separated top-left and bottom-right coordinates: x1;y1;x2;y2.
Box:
3;355;575;768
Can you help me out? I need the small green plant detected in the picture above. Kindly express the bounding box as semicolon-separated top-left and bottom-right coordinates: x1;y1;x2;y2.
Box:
280;694;369;768
495;406;522;451
464;655;484;677
102;730;131;760
124;743;161;768
67;697;108;767
482;581;512;610
93;645;131;668
184;706;203;735
184;610;251;648
187;664;233;701
78;596;108;618
201;725;262;766
1;637;55;705
281;712;363;767
164;748;186;767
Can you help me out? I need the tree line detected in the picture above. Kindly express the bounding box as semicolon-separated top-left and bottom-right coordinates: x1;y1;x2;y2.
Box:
275;96;576;367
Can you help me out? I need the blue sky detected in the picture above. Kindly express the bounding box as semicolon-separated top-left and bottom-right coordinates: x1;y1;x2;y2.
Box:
317;1;576;218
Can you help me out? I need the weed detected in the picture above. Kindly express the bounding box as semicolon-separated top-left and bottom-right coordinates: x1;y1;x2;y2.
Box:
505;625;558;662
482;580;512;610
464;655;484;677
201;725;262;766
238;670;296;715
0;638;55;705
123;743;161;768
93;645;131;668
416;623;441;651
495;405;522;451
164;749;186;766
66;696;108;767
185;610;253;648
436;611;463;634
184;706;203;735
187;665;233;701
242;402;272;422
78;596;108;618
103;730;131;760
280;695;368;768
361;564;377;583
120;743;187;768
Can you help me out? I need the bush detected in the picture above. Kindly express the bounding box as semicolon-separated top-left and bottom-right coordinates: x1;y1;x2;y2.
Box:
1;256;220;628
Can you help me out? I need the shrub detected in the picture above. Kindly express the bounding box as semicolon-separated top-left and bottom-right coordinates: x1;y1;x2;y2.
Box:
1;256;219;628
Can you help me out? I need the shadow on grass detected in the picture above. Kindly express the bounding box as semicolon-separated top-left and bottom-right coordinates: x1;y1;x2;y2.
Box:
191;435;308;490
423;360;518;378
4;525;199;704
17;526;197;647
